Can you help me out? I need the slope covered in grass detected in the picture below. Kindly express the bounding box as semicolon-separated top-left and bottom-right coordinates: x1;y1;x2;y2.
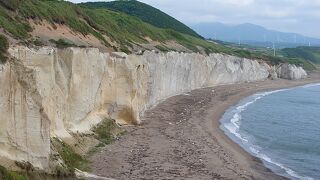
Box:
82;0;201;38
281;47;320;64
0;0;232;54
212;41;317;70
0;0;316;70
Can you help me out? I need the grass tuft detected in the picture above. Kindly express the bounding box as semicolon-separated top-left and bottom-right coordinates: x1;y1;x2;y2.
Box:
0;165;28;180
155;44;174;52
85;118;126;157
49;39;76;49
92;118;122;145
0;0;22;11
53;138;89;172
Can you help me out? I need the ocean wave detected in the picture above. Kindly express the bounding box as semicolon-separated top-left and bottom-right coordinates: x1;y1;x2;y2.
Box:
302;83;320;88
250;146;313;180
223;89;287;144
222;88;314;180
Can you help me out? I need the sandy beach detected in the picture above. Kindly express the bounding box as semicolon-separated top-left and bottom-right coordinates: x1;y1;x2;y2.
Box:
89;73;320;180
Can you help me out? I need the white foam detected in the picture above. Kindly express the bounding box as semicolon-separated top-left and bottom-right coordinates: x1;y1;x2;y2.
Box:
75;169;115;180
223;89;286;144
302;83;320;88
222;88;314;180
249;146;313;180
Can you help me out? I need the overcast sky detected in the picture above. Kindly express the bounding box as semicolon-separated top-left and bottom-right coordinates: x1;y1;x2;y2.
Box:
69;0;320;38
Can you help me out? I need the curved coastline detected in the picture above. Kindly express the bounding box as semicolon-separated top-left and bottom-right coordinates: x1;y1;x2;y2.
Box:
217;77;320;179
220;87;317;180
89;73;320;179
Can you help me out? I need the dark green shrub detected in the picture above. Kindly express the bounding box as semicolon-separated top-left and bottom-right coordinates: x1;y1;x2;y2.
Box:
0;53;6;63
233;49;252;58
0;0;22;11
120;46;131;54
93;118;117;145
53;138;89;172
0;34;9;63
50;39;75;49
0;34;9;52
0;165;28;180
32;39;43;46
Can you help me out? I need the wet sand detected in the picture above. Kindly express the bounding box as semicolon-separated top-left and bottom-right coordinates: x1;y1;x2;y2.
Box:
89;73;320;180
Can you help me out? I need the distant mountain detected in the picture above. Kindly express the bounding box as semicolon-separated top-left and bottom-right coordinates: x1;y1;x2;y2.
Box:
82;0;201;38
191;22;320;48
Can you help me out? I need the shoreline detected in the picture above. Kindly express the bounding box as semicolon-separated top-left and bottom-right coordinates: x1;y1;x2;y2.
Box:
89;73;320;179
219;81;320;180
208;73;320;179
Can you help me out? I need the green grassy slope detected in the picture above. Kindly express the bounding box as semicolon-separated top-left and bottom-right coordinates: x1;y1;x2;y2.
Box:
0;0;233;54
281;47;320;64
0;0;315;70
0;1;32;39
214;41;318;70
82;0;201;38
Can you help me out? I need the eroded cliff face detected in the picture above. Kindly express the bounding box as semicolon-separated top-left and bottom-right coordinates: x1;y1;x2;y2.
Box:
0;56;51;170
277;63;308;80
0;46;297;171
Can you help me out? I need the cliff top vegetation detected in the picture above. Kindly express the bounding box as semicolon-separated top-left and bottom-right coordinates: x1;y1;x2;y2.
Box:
0;0;316;70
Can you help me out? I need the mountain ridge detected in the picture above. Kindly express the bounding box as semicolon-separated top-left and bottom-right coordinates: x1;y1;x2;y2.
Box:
81;0;201;38
0;0;228;56
0;0;316;70
192;22;320;48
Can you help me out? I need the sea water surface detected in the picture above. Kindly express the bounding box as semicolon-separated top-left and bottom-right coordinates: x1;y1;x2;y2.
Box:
220;83;320;180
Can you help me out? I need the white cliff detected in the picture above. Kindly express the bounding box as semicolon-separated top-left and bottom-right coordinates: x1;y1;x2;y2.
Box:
0;46;303;172
277;63;308;80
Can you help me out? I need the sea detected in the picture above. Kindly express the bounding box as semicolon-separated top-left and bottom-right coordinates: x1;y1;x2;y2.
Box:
220;83;320;180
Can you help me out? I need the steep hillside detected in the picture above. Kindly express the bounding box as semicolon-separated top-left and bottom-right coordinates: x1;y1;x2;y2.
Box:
210;40;318;71
0;1;314;178
0;0;222;54
0;0;314;69
281;47;320;64
82;0;201;38
0;1;249;59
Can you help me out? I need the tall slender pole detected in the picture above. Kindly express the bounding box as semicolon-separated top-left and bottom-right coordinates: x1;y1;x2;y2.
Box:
273;42;276;56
